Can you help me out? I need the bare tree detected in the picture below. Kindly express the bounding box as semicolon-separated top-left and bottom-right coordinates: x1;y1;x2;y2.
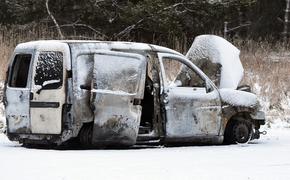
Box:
45;0;64;39
283;0;290;43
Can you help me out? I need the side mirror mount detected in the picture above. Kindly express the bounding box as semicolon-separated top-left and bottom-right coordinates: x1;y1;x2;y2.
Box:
205;80;214;93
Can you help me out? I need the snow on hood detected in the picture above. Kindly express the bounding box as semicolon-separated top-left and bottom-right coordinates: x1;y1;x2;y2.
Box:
219;88;258;107
186;35;243;89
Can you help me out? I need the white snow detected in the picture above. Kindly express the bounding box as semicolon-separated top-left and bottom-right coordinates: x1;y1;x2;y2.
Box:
150;44;184;56
91;89;136;96
219;88;258;107
42;79;61;87
31;80;60;93
0;103;5;132
186;35;243;89
0;128;290;180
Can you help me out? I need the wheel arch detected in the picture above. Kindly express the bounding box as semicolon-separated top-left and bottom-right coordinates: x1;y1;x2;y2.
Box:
223;112;252;134
222;106;256;144
222;105;255;130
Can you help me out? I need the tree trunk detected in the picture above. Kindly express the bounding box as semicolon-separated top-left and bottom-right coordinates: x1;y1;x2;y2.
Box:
283;0;290;42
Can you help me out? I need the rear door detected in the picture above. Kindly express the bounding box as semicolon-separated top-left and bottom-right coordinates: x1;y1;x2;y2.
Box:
6;52;33;134
91;51;146;146
30;51;66;134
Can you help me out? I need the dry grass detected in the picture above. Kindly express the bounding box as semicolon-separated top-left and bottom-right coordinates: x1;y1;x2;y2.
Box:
0;25;60;80
0;27;14;80
236;40;290;122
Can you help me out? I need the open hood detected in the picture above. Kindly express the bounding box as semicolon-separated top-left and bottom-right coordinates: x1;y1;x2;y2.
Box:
186;35;243;89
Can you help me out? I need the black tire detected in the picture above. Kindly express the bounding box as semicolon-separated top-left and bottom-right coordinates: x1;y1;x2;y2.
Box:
224;119;252;144
232;120;252;144
79;124;93;147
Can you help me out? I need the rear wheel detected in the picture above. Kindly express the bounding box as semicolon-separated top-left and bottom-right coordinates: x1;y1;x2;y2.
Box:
79;123;93;147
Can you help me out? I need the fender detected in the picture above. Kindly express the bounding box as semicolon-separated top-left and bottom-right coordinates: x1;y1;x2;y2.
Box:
221;104;257;130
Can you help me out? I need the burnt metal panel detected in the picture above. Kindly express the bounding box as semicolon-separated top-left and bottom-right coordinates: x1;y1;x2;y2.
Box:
91;51;146;146
92;92;142;146
164;87;222;137
6;88;31;133
158;53;222;138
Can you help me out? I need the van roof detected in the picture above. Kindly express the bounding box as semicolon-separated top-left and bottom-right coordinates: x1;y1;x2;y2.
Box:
15;40;184;56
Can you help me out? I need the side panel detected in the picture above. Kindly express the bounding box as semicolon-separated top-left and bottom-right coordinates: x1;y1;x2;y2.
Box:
74;54;94;123
92;91;142;146
6;89;31;133
91;51;146;146
165;87;222;137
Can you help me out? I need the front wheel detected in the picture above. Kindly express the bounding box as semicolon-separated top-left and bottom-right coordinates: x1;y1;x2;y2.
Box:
232;120;252;144
224;119;253;144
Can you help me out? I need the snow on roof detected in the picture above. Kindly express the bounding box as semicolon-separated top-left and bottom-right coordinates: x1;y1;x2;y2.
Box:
16;40;70;53
15;40;182;56
186;35;243;89
219;88;258;107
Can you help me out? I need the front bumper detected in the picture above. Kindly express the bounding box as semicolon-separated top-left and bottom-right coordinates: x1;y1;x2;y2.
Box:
250;110;266;125
250;111;266;140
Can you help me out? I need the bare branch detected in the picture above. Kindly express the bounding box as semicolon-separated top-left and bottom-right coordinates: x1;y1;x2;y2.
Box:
163;1;196;13
45;0;64;39
60;23;108;39
114;1;198;39
226;23;251;33
92;0;105;6
66;35;97;40
115;19;144;39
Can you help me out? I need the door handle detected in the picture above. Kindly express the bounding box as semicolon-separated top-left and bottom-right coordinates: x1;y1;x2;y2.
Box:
80;85;91;90
30;101;60;108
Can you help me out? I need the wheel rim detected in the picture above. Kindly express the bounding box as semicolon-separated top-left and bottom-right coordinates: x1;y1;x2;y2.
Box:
233;122;251;144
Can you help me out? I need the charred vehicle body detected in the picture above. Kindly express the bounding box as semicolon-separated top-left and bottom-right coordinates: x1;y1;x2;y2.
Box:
4;40;265;147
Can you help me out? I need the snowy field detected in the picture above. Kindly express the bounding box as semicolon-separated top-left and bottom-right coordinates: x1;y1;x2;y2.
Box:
0;128;289;180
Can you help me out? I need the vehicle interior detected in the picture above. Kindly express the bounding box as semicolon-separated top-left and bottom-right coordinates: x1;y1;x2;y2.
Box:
139;55;156;135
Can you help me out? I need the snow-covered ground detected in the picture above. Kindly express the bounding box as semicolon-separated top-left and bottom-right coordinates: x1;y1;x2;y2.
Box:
0;127;289;180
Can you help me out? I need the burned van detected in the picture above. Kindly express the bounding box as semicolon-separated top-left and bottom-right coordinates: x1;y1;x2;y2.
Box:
4;40;265;147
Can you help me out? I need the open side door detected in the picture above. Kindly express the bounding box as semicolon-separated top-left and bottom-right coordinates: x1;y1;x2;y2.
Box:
91;51;146;146
158;53;222;140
